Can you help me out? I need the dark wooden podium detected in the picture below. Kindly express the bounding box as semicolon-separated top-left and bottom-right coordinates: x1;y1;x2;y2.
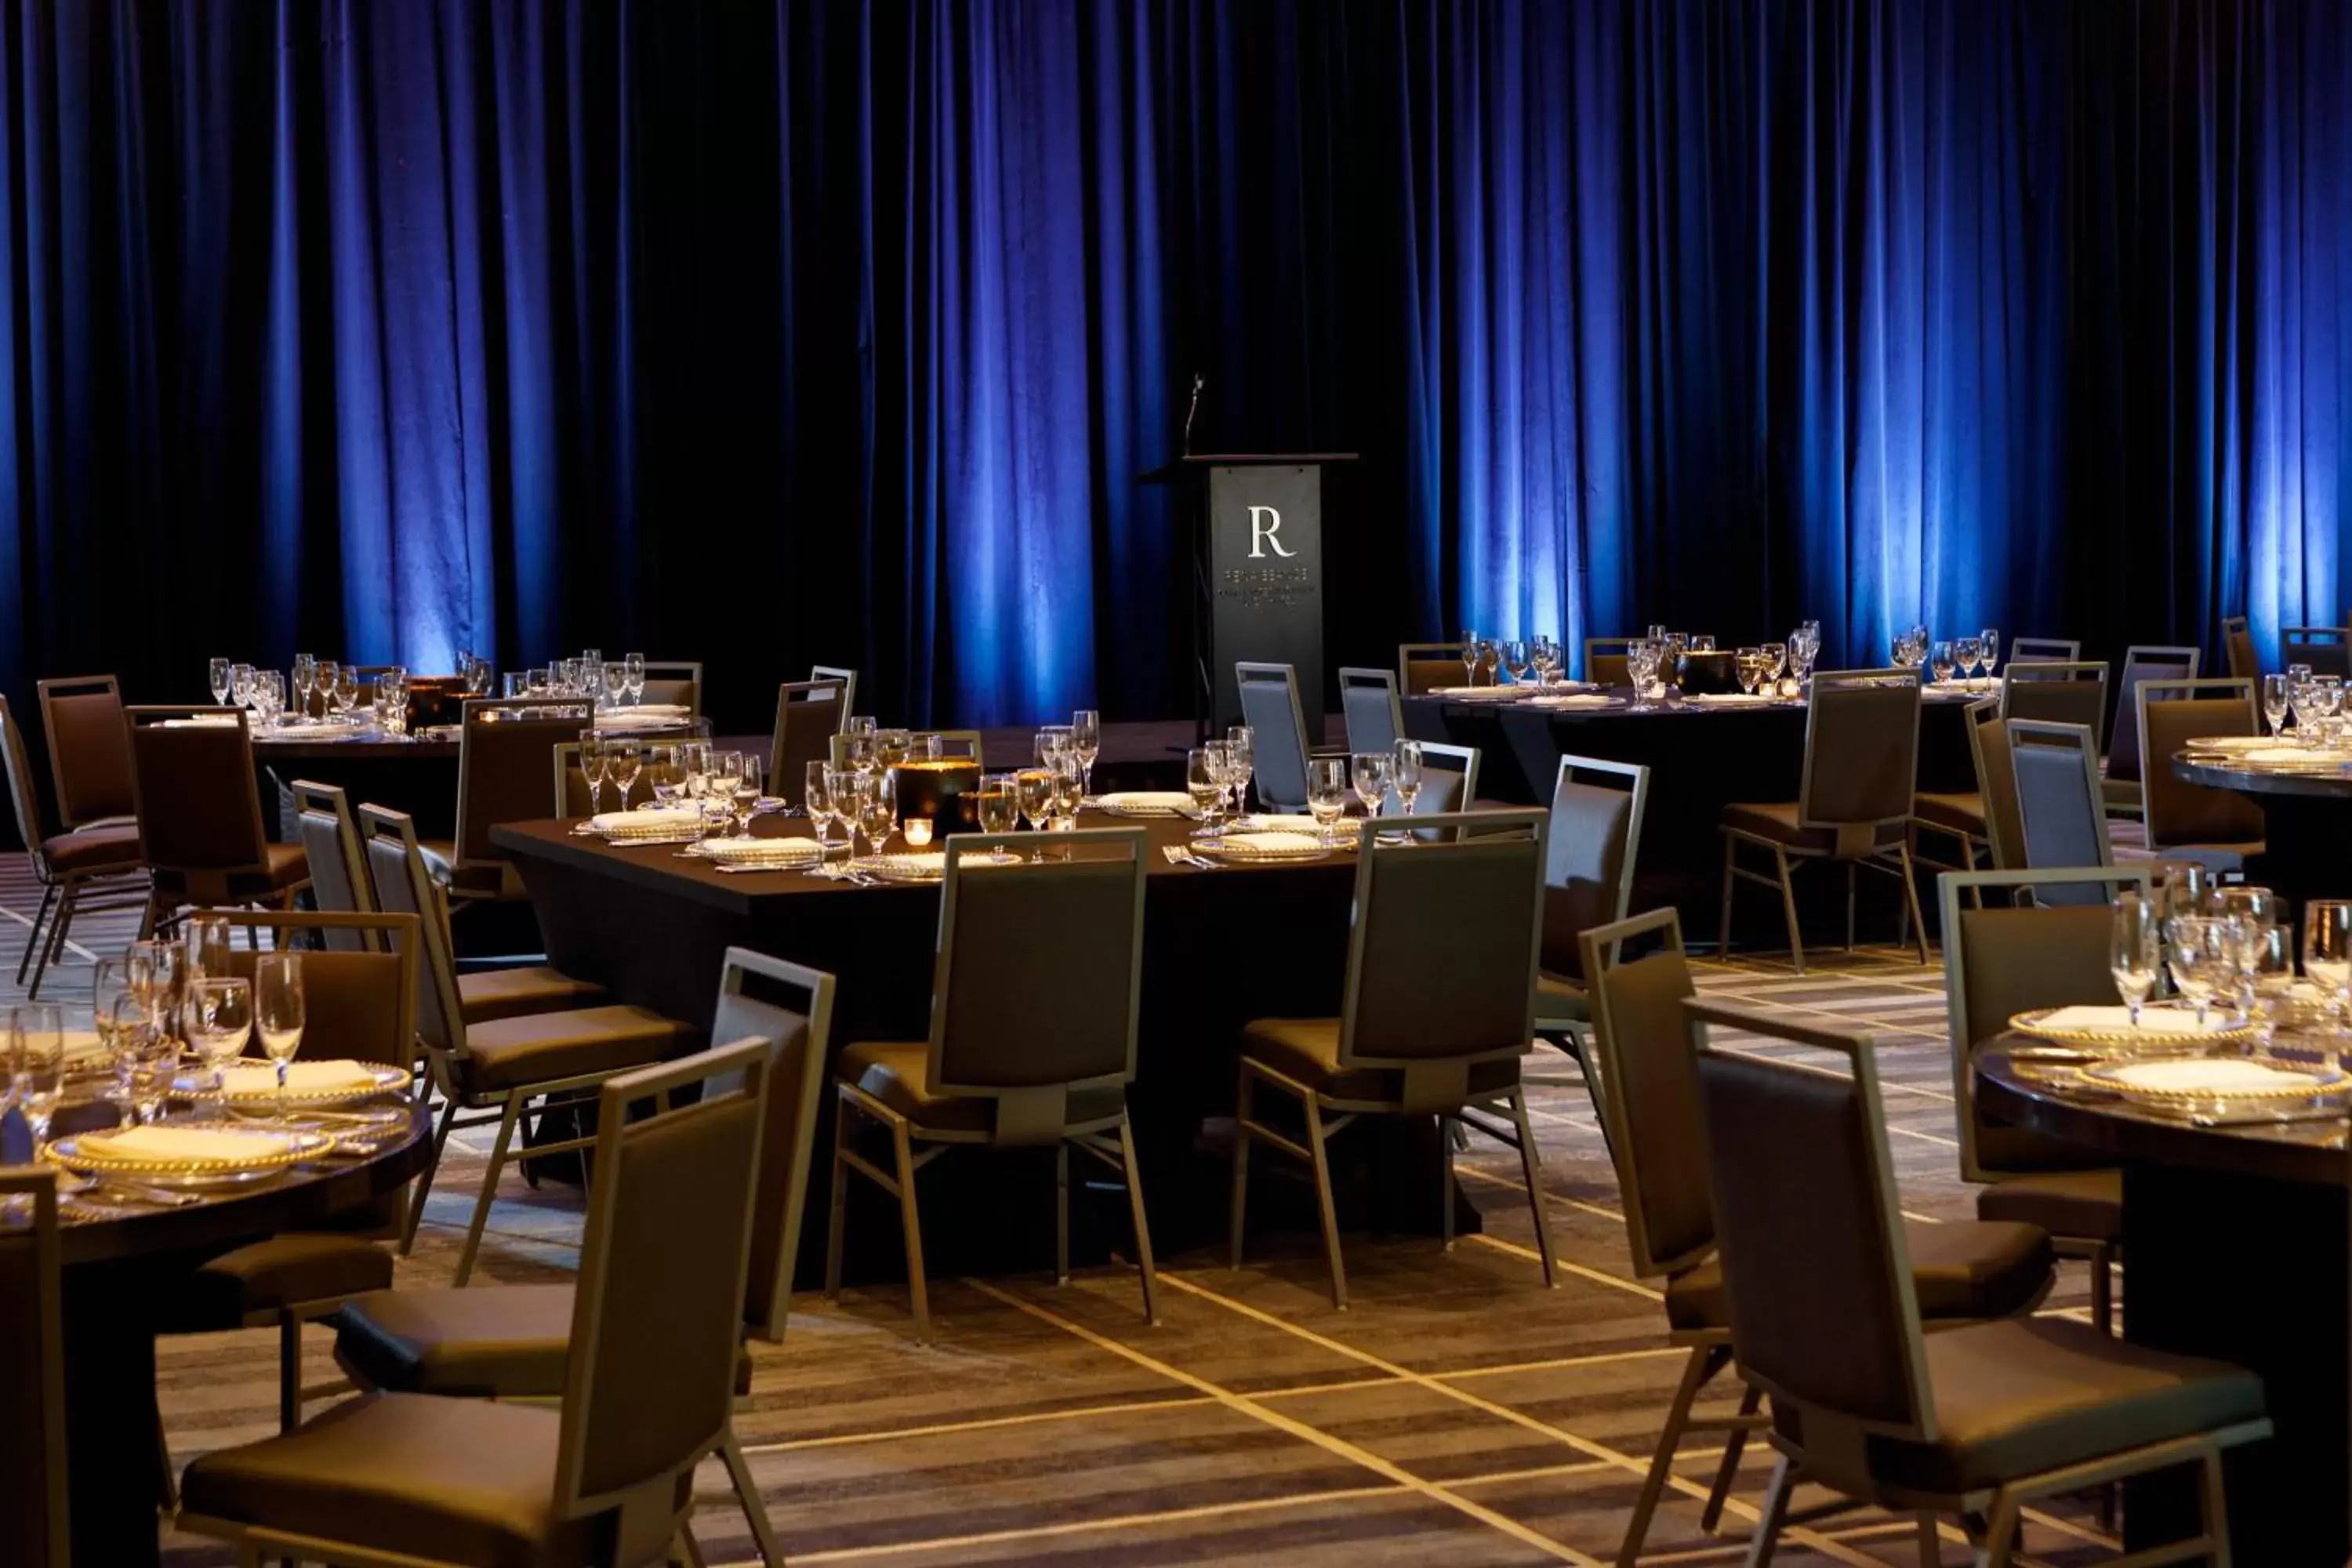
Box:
1141;452;1356;737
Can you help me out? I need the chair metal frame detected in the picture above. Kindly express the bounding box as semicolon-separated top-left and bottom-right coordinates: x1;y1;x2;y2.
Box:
2;693;148;998
1907;696;2002;891
1682;996;2265;1568
826;829;1158;1341
1396;641;1467;694
290;779;382;949
1531;753;1650;1040
2103;645;2201;814
810;664;859;726
454;697;593;901
1230;808;1557;1309
2133;676;2261;856
2005;637;2080;664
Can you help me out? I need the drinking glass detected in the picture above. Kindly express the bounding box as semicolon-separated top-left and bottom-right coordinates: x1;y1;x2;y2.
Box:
333;664;358;714
861;770;898;852
1072;710;1102;794
1760;641;1788;684
257;670;285;723
577;730;608;816
703;751;744;837
1049;757;1084;831
1954;636;1981;684
1351;751;1392;818
805;761;833;834
2162;862;2213;945
1034;725;1073;767
2305;900;2352;1037
1459;633;1481;688
978;772;1019;833
1502;640;1531;684
845;715;878;741
1930;641;1956;685
1689;635;1715;654
602;662;629;713
1306;757;1350;846
645;745;682;806
92;956;135;1109
604;740;641;811
733;757;764;834
2212;884;2281;930
8;1004;66;1148
625;652;647;706
841;733;877;777
1648;623;1670;641
2263;673;2291;738
186;977;252;1121
825;768;865;849
2239;922;2297;1051
875;729;913;769
2166;916;2230;1025
314;659;339;719
1225;726;1255;814
230;663;255;711
292;653;316;717
115;998;173;1124
1392;739;1425;817
2110;891;2159;1027
1734;648;1761;694
1978;629;1999;682
1181;750;1222;829
125;938;186;1034
209;657;232;706
253;953;306;1123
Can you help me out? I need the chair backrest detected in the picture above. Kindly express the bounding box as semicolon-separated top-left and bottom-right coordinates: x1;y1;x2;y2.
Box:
2281;626;2350;679
124;707;272;879
1338;809;1546;1101
456;699;592;871
358;804;467;1064
1797;669;1921;836
1937;867;2151;1183
1999;660;2110;749
711;947;837;1344
552;742;653;817
1583;637;1633;686
200;909;420;1068
290;780;377;949
1580;909;1711;1278
1393;740;1479;827
2107;644;2200;778
1396;642;1465;695
0;695;50;857
2221;616;2258;679
555;1042;768;1518
2137;678;2265;849
640;661;703;714
1687;1000;1933;1440
1236;662;1313;811
1338;667;1404;753
2008;637;2080;663
37;673;136;827
0;1170;66;1568
770;679;848;789
809;666;858;725
1961;699;2024;871
2005;720;2112;905
925;830;1147;1140
1539;754;1650;980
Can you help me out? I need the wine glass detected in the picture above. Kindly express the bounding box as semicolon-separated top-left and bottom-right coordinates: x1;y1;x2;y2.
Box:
314;659;339;720
603;740;641;812
1225;726;1255;815
1760;641;1788;684
2305;900;2352;1039
1306;757;1350;847
1930;641;1956;686
230;663;255;712
645;744;682;807
1502;640;1531;684
92;957;135;1111
825;768;865;851
2110;891;2159;1028
2239;922;2296;1052
292;654;316;718
1392;739;1425;818
805;761;835;837
1979;628;2000;684
253;953;306;1124
9;1004;66;1149
625;652;647;706
186;977;252;1121
1459;633;1480;688
861;770;898;853
875;729;913;769
978;772;1018;833
1182;750;1222;831
2166;916;2229;1027
2162;862;2213;945
125;938;186;1035
1954;635;1981;687
732;757;764;835
209;657;232;706
2262;673;2291;738
601;662;627;713
114;997;173;1125
1072;710;1102;796
1049;757;1084;832
706;751;745;837
577;730;608;817
1351;751;1392;818
333;664;358;715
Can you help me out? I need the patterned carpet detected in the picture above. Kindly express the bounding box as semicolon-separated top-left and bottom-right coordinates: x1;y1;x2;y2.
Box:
0;855;2112;1566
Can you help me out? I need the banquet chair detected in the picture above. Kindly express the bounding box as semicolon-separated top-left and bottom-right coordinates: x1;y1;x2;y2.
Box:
2;694;146;997
452;698;594;900
2006;720;2127;907
1231;809;1555;1308
359;804;685;1283
1532;755;1650;1056
810;663;859;724
2281;624;2351;679
1587;913;2054;1566
1908;696;2006;891
771;676;848;789
1998;659;2109;746
2136;677;2266;873
1717;668;1929;973
638;659;702;713
2007;637;2080;663
0;1169;66;1568
327;948;834;1568
2103;644;2200;811
828;830;1155;1340
1396;641;1466;694
1938;867;2148;1337
550;742;652;817
152;909;420;1447
1397;739;1479;816
36;673;139;829
1236;661;1316;810
1338;666;1405;753
2221;615;2259;678
124;706;310;936
1583;637;1634;686
178;1040;771;1568
1684;998;2264;1568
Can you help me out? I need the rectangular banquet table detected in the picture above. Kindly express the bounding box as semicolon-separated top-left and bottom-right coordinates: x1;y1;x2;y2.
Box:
492;813;1468;1283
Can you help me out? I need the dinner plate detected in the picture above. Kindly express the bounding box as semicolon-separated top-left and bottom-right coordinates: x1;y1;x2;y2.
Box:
851;848;1020;883
45;1124;335;1189
688;837;826;868
1096;791;1196;818
1428;685;1539;702
2009;1004;2258;1054
1192;832;1330;865
1236;813;1359;839
203;1060;412;1109
2084;1057;2347;1106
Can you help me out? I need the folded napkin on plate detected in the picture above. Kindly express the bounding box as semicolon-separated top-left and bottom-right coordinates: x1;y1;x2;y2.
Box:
219;1060;379;1096
1684;692;1778;707
700;837;822;865
1530;693;1615;709
1429;685;1534;701
1239;813;1357;836
608;703;689;717
269;721;363;739
84;1125;298;1162
2238;747;2347;766
2101;1058;2320;1092
590;805;700;832
2031;1004;2237;1034
161;715;241;728
1098;791;1196;813
1210;831;1324;854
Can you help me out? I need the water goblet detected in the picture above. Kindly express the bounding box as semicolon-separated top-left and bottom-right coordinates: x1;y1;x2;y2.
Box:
209;657;232;706
1225;726;1255;814
186;977;252;1122
978;772;1019;834
1459;633;1481;688
1306;757;1350;847
253;953;306;1124
2165;916;2228;1027
1954;635;1981;686
2305;900;2352;1040
1392;739;1425;818
1182;749;1223;832
624;652;646;706
1502;640;1531;684
1072;710;1102;795
1350;751;1392;819
2111;890;2159;1028
732;757;764;835
1930;641;1956;686
8;1003;66;1149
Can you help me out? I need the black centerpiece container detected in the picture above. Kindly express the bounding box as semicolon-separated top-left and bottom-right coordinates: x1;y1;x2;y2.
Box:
891;758;982;833
1675;650;1740;696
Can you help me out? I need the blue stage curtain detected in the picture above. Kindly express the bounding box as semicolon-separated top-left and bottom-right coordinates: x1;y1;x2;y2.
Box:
5;0;2352;747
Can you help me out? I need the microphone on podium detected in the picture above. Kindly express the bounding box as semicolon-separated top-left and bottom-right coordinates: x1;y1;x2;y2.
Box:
1182;372;1205;457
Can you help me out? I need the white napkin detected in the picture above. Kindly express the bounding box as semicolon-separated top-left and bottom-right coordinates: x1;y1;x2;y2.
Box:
1098;791;1196;814
612;702;689;717
219;1060;378;1097
1239;814;1358;837
699;837;823;866
2033;1005;2237;1035
1207;832;1324;855
83;1125;298;1163
161;715;240;728
1684;692;1778;707
1431;685;1535;701
2240;747;2347;765
2101;1058;2321;1093
590;806;700;832
593;710;690;730
1530;693;1616;710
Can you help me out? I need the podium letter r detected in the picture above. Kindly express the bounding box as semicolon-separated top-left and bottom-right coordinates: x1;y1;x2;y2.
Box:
1247;506;1296;559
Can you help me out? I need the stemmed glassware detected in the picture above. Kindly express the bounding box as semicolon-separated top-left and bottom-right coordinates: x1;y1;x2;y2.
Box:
1183;747;1225;831
625;652;647;706
805;760;834;835
705;751;746;837
1625;641;1661;711
1954;635;1982;687
1350;751;1393;819
230;663;256;713
2110;891;2159;1028
1930;641;1957;686
1072;710;1102;797
1225;726;1255;815
253;954;306;1124
113;997;172;1125
732;757;764;835
978;772;1018;833
1759;641;1788;691
603;740;641;811
185;978;252;1122
1017;765;1058;847
578;731;608;816
2238;923;2296;1052
313;660;340;721
292;654;316;718
8;1003;66;1151
125;938;186;1044
92;957;135;1112
860;771;898;855
1459;633;1482;688
1392;739;1425;818
1306;757;1350;846
2262;673;2291;738
1978;628;2000;684
645;745;683;807
1501;640;1531;684
2165;916;2230;1027
209;657;232;706
2305;901;2352;1037
332;664;358;716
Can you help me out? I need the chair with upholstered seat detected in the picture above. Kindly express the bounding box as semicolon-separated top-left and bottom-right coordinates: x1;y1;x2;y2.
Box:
1395;739;1479;817
770;677;848;792
124;706;310;936
1585;911;2056;1566
2;694;146;997
2007;636;2081;664
178;1039;773;1568
360;805;684;1283
809;664;858;722
0;1170;66;1568
2222;615;2258;679
2103;644;2199;811
1583;637;1634;686
1232;808;1556;1308
2282;624;2350;679
2005;718;2177;911
1718;667;1929;972
827;829;1156;1340
2137;677;2267;873
638;659;703;713
1236;661;1316;811
451;699;593;901
326;948;834;1567
36;673;140;831
1530;755;1649;1054
1939;867;2147;1337
1910;697;2017;895
1338;666;1404;753
1396;641;1466;695
1685;997;2266;1567
1998;659;2109;746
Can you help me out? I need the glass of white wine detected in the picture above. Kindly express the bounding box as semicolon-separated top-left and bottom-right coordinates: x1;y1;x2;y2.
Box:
978;772;1019;834
254;954;306;1124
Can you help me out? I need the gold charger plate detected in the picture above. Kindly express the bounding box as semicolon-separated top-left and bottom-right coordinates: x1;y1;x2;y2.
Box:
45;1125;336;1190
2082;1057;2349;1107
1193;832;1330;865
851;848;1020;883
2008;1006;2257;1054
208;1060;412;1109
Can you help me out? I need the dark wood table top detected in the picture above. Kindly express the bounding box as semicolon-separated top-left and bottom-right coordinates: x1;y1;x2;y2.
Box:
2173;751;2352;800
43;1099;434;1266
1976;1043;2349;1187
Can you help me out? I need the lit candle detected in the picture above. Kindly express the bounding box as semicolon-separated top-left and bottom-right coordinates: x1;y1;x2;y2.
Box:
902;818;935;848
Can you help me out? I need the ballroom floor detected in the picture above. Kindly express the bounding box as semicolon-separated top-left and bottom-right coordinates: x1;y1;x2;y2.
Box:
0;856;2111;1566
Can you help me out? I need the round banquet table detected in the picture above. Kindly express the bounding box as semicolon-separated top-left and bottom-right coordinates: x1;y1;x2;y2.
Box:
2;1101;434;1567
1976;1047;2347;1563
2172;752;2352;935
